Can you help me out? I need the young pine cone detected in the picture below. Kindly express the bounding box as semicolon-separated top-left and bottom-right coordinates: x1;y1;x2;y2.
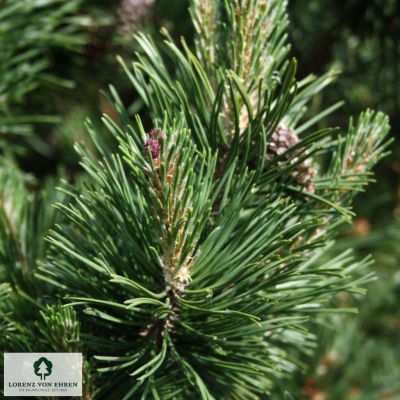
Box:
267;123;315;193
117;0;154;38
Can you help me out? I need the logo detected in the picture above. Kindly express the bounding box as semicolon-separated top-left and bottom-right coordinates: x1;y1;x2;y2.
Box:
33;357;53;380
4;353;82;396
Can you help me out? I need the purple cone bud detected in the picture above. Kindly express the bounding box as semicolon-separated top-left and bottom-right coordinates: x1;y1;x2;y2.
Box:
144;138;161;159
144;128;164;159
149;128;165;139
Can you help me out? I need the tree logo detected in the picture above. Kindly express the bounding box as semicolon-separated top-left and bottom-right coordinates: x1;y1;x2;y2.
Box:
33;357;53;380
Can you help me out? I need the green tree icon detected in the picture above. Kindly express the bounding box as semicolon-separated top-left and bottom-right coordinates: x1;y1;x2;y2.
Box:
33;357;53;380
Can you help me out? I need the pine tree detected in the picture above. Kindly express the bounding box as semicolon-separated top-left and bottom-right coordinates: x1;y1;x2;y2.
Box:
38;362;48;380
0;0;392;399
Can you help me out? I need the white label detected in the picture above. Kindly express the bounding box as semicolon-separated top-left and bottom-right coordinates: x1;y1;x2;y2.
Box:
4;353;82;396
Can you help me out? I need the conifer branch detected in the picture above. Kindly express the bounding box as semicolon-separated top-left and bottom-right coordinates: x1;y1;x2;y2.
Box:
0;0;388;398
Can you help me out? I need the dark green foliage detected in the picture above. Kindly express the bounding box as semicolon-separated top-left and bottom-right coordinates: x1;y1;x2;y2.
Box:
36;1;391;398
0;0;90;155
0;164;81;395
0;0;395;399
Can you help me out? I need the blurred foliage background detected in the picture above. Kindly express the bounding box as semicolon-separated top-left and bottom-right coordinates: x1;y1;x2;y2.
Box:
287;1;400;399
0;0;399;398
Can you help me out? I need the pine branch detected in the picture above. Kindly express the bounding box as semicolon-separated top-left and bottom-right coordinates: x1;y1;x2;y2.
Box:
31;0;393;398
